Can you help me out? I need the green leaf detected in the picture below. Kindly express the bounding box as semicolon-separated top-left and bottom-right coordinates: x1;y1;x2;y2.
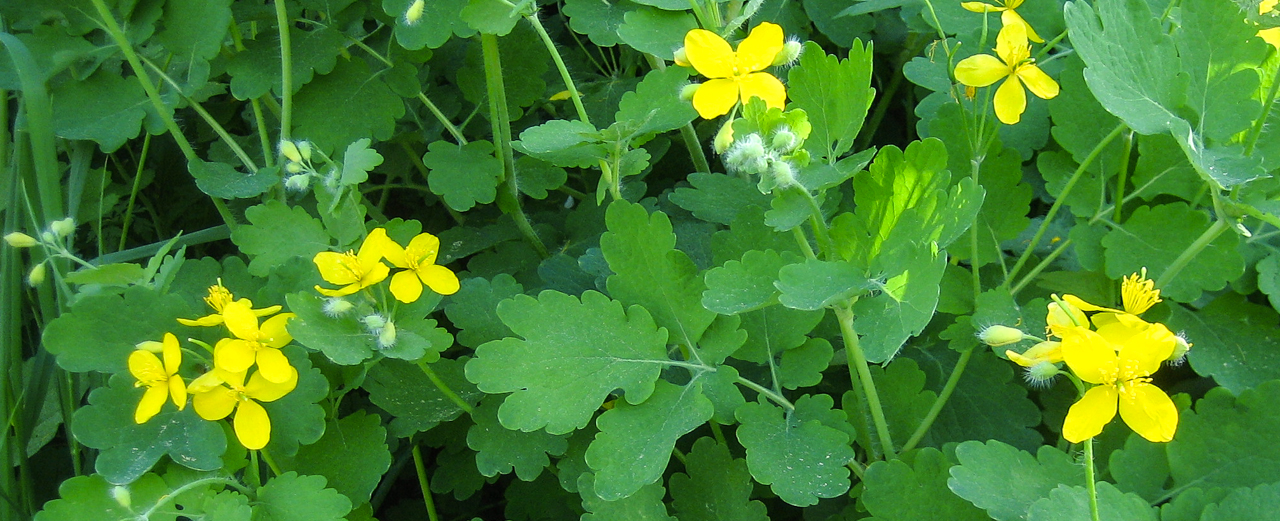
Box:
255;472;352;521
614;67;697;136
50;70;146;152
585;380;713;500
292;59;405;152
503;474;584;520
231;201;330;277
1131;134;1203;202
515;156;567;199
364;358;481;437
948;440;1086;521
281;411;391;504
562;0;639;46
712;206;801;265
617;8;698;61
578;474;677;521
339;138;384;186
73;374;226;484
788;40;874;161
602;201;717;347
1174;0;1268;141
189;160;280;200
669;437;769;521
1102;202;1243;302
181;490;253;521
467;290;669;434
1167;381;1280;490
671;173;771;226
468;396;569;480
702;249;799;314
262;347;330;457
1201;483;1280;521
461;0;522;35
910;349;1043;450
763;188;817;231
946;146;1032;265
853;244;948;362
285;292;374;365
154;0;231;93
778;337;834;390
226;27;345;99
517;119;605;169
1167;293;1280;393
863;448;989;521
1026;482;1157;521
63;263;145;287
777;258;877;310
735;395;855;507
1109;433;1171;502
701;365;746;424
383;0;473;50
43;286;193;373
34;474;170;521
1047;56;1123;166
1259;252;1280;312
730;305;823;364
422;140;502;211
444;275;524;348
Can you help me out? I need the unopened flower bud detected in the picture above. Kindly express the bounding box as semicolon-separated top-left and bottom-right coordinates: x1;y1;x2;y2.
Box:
404;0;425;25
296;141;312;162
50;218;76;238
979;325;1027;347
377;320;397;349
4;232;38;248
1024;361;1059;388
679;83;699;102
771;40;803;66
135;340;164;353
284;174;311;192
713;120;736;154
285;161;305;174
322;298;353;318
725;133;768;174
1168;333;1191;365
673;47;690;67
41;231;56;244
771;127;799;153
110;485;132;510
27;263;46;286
362;314;387;333
280;140;302;163
769;161;797;188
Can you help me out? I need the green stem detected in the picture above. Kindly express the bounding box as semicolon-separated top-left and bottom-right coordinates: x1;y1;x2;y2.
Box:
412;444;441;521
901;346;973;453
141;58;259;172
118;134;151;252
1245;57;1280;156
260;448;283;477
679;123;712;173
1085;440;1101;521
417;93;468;145
1112;129;1134;223
1154;219;1228;290
526;14;589;125
792;227;817;260
709;421;727;445
274;0;293;141
417;361;474;415
246;451;261;489
1006;123;1126;287
734;376;795;410
1011;238;1072;296
796;187;835;258
835;305;895;460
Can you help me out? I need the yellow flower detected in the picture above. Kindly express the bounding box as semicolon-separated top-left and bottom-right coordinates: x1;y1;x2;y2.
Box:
684;22;787;119
1046;298;1086;337
1062;269;1161;317
961;0;1044;43
190;366;297;451
212;300;296;384
313;228;392;297
1006;340;1062;367
954;22;1059;125
129;333;187;424
1260;0;1280;48
177;279;282;327
1060;322;1179;443
379;232;460;303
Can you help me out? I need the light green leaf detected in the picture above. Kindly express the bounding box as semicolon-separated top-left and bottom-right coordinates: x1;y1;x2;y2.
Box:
1026;482;1157;521
461;0;521;35
254;472;352;521
340;138;384;186
1259;252;1280;312
292;59;405;153
231;201;330;277
863;448;989;521
468;396;569;480
444;275;524;348
285;292;373;365
735;395;855;507
1167;381;1280;490
701;365;747;424
617;8;698;60
948;440;1086;521
853;244;947;363
1167;292;1280;393
364;358;481;437
585;380;713;500
731;305;823;363
423;140;503;211
517;119;605;168
669;437;769;521
602;201;717;347
777;258;877;310
788;40;874;161
190;160;280;200
763;188;817;231
614;67;697;136
50;70;146;152
578;474;677;521
1131;134;1203;202
63;263;145;287
1175;0;1268;141
34;474;170;521
43;286;193;373
467;290;669;434
282;411;391;504
1102;202;1243;302
671;173;771;226
702;249;799;314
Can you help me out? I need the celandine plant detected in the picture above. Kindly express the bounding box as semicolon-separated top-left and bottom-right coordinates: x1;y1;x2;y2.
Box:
2;0;1279;519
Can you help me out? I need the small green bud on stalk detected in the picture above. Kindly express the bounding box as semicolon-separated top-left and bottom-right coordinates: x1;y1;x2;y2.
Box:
771;40;803;66
110;486;132;510
27;263;46;286
978;324;1027;347
1024;361;1059;388
296;140;312;161
284;174;311;192
771;127;799;153
679;83;700;102
362;314;387;332
279;140;303;163
323;297;353;317
285;161;305;174
41;231;57;244
713;120;736;154
377;320;397;349
673;47;689;67
4;232;38;248
50;218;76;238
404;0;425;25
1168;333;1191;364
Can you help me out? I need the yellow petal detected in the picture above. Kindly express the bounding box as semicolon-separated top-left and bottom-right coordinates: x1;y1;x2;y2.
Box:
1009;340;1063;367
258;313;295;348
246;368;298;403
1260;27;1280;49
1117;322;1177;376
995;22;1030;64
390;270;424;304
1001;9;1044;43
955;54;1009;88
1017;64;1059;99
234;400;271;450
684;29;735;79
359;228;392;266
161;333;182;375
962;1;1004;12
407;233;442;265
135;385;169;424
1061;328;1118;385
168;376;187;410
251;304;284;317
128;350;166;384
736;22;784;72
193;387;237;421
313;251;359;286
375;229;409;269
738;72;787;109
255;348;295;385
692;79;740;119
419;265;461;296
993;76;1026;125
187;371;225;394
177;314;224;327
223;300;259;341
1063;385;1119;443
1062;294;1119;313
1047;299;1088;334
1006;349;1037;367
214;339;256;374
314;283;360;297
363;261;391;288
1119;382;1178;442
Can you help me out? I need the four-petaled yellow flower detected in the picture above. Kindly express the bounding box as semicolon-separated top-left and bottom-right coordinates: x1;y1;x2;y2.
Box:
684;22;787;119
129;333;188;424
313;229;392;297
213;300;296;383
380;232;460;303
178;279;282;327
190;366;298;450
954;22;1059;125
1060;320;1179;443
961;0;1044;43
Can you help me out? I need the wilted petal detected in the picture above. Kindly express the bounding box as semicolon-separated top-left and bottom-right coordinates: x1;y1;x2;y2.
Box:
193;387;237;421
1119;382;1178;442
255;348;295;384
993;76;1026;124
736;22;784;72
419;265;460;296
390;270;424;304
234;400;271;450
692;79;740;119
738;72;786;109
955;54;1008;88
685;29;735;79
1062;385;1118;443
135;385;169;424
1061;328;1118;385
214;339;256;373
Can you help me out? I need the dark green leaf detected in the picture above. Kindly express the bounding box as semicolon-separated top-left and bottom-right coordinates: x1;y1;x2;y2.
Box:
577;474;677;520
254;472;352;521
1167;381;1280;490
948;440;1086;521
1102;202;1243;302
617;8;697;60
364;358;481;437
735;395;854;506
50;70;146;152
669;437;769;521
292;59;405;152
190;160;280;200
863;448;989;521
468;396;569;480
231;201;330;277
282;411;391;504
423;140;503;211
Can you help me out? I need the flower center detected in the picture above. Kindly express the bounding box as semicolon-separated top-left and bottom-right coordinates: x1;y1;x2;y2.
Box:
205;282;234;312
338;251;365;281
